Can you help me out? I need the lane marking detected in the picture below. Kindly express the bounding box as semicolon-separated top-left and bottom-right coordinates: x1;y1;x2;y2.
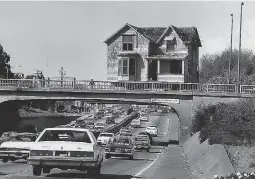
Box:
134;152;161;177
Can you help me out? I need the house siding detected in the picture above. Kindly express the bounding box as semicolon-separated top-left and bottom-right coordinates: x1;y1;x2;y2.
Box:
106;26;150;81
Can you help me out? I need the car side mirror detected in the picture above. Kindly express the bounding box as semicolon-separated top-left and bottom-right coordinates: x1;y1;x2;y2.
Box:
97;142;102;146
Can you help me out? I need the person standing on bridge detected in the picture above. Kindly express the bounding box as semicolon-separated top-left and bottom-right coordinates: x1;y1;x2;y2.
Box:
89;79;95;89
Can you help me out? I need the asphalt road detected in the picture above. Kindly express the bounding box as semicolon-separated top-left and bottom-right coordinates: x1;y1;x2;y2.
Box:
0;113;172;179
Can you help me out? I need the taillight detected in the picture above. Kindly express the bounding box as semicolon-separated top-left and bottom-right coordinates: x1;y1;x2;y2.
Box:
30;150;53;156
69;151;94;157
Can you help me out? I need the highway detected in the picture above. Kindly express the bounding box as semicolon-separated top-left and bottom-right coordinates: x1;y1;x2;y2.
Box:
0;113;197;179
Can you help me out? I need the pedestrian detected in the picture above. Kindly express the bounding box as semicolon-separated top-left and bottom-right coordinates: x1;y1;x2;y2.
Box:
89;79;95;89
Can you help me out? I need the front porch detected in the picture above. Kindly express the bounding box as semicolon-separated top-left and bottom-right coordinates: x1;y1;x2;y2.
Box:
146;56;185;83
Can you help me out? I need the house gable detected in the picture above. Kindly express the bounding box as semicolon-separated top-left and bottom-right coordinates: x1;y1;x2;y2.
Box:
157;25;188;55
156;25;202;47
104;23;150;46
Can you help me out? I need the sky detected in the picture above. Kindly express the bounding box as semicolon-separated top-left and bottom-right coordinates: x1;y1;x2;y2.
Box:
0;1;255;80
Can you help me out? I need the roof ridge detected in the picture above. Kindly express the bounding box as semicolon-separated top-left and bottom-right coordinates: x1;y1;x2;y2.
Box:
137;27;167;29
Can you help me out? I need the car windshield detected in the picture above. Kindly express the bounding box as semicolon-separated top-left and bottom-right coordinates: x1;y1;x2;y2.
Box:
38;130;91;143
12;134;37;142
110;138;130;145
121;129;131;133
120;133;131;136
0;132;16;139
135;136;148;141
99;133;113;137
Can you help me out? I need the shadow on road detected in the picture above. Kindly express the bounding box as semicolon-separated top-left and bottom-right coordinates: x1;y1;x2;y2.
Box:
46;172;133;179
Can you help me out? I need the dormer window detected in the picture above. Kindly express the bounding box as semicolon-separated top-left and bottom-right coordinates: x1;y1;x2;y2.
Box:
122;35;134;51
166;37;177;52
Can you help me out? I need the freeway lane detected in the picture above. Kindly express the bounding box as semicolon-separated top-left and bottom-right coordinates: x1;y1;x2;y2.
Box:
0;113;171;179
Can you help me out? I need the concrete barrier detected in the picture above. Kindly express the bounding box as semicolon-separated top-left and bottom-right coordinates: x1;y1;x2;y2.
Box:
183;132;235;179
102;112;138;134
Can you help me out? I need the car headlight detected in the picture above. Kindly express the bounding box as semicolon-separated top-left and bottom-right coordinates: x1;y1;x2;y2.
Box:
105;148;110;152
125;149;132;153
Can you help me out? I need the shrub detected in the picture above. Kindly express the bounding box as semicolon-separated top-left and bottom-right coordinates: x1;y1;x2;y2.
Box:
191;99;255;145
215;172;255;179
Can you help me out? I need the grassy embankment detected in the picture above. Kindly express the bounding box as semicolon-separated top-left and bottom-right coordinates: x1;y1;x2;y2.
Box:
189;98;255;177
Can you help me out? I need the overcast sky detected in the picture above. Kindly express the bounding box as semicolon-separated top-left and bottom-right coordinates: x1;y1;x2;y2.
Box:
0;1;255;80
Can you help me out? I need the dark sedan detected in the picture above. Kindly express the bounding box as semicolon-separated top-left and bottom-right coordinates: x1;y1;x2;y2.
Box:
104;136;134;160
138;132;153;144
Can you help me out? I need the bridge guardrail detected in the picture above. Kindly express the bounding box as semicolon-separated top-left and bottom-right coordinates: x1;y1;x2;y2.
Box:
0;78;252;95
240;85;255;94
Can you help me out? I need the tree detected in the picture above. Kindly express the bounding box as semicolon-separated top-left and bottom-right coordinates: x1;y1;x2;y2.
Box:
0;44;13;78
199;48;255;84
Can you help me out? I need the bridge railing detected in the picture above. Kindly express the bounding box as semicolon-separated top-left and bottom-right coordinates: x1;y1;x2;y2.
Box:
0;78;245;94
240;85;255;94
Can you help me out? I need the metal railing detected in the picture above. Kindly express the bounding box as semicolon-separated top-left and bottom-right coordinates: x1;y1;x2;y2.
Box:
0;78;254;95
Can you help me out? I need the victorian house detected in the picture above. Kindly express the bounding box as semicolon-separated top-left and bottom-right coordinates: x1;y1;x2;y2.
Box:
104;23;202;83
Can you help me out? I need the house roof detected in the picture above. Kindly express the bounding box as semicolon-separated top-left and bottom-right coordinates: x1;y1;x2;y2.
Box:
104;23;202;47
129;25;167;43
171;26;202;47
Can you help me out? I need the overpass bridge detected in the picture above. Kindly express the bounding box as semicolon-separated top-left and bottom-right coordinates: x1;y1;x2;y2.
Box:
0;78;255;144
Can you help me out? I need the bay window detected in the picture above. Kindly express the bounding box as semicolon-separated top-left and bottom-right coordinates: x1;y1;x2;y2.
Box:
118;58;136;76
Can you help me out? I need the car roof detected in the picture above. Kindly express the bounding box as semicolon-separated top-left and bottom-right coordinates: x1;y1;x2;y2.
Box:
136;135;148;138
100;132;114;135
43;128;90;132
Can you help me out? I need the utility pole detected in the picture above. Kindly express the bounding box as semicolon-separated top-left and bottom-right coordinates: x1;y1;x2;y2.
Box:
58;67;66;87
229;13;233;84
237;2;244;92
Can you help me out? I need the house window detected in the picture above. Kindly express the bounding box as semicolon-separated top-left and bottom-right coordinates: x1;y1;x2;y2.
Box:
129;59;136;75
118;58;128;75
122;35;134;51
166;38;177;52
118;58;136;76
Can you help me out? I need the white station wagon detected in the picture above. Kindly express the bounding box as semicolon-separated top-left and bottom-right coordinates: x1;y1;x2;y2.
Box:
27;128;104;176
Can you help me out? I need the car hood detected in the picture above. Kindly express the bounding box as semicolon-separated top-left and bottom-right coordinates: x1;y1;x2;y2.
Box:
31;141;94;151
0;141;35;149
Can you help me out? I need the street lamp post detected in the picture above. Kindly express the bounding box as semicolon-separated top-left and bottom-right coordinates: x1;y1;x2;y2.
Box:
237;2;244;92
229;13;233;84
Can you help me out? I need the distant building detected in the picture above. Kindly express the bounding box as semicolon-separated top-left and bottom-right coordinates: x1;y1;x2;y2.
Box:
104;23;202;83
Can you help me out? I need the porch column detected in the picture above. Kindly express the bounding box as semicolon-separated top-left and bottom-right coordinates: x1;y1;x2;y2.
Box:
157;60;160;74
182;60;185;75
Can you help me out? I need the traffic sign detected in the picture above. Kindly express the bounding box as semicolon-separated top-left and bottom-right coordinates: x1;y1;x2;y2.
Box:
151;98;180;104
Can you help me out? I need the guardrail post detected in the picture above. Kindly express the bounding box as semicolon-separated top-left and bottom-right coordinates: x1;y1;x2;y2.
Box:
179;83;181;92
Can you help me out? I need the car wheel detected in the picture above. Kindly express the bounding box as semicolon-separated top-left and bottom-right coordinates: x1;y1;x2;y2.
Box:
129;155;134;160
43;167;51;173
33;166;42;176
105;154;111;159
10;158;16;162
2;158;8;163
146;148;150;152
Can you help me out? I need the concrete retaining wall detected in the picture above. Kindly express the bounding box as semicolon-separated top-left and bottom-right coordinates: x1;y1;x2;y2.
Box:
183;132;235;179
